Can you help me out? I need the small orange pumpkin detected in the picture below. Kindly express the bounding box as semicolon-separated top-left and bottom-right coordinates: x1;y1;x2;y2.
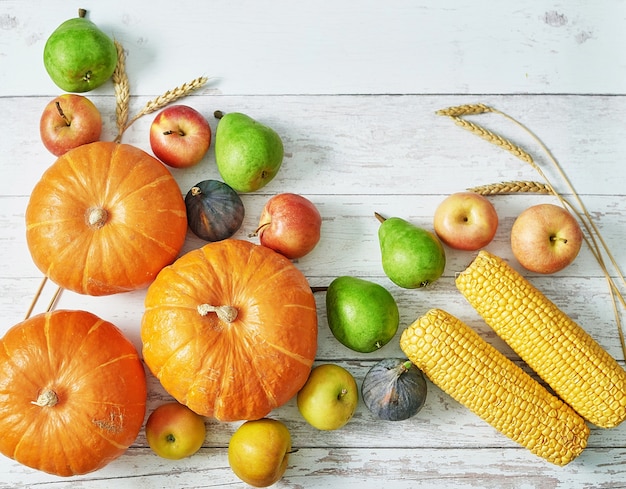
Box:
141;239;318;421
0;310;147;476
25;141;188;296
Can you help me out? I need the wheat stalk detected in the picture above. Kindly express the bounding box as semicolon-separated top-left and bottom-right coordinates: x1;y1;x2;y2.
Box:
112;40;130;143
440;105;626;360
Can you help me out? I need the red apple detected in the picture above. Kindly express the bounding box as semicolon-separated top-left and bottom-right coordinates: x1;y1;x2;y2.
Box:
511;203;583;274
149;105;211;168
254;193;322;259
433;192;499;251
39;94;102;156
145;402;206;460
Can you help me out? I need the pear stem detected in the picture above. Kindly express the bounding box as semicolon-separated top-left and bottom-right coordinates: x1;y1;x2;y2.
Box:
374;212;387;223
78;8;87;18
214;110;225;120
310;286;328;293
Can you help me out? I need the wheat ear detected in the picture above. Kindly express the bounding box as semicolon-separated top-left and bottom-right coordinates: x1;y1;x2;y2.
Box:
468;181;553;195
122;76;209;132
112;40;130;143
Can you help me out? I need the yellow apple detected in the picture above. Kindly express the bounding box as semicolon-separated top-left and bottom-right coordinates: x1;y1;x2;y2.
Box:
145;402;206;460
228;418;292;487
296;363;358;430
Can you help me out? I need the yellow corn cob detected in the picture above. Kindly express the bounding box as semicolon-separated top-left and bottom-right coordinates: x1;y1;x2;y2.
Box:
400;308;589;466
456;250;626;429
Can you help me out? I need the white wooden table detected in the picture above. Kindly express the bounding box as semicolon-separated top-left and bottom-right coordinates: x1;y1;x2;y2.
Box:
1;1;626;487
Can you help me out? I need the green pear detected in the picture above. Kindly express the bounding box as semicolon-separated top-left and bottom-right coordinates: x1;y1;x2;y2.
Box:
43;9;117;93
214;112;284;193
375;212;446;289
326;276;399;353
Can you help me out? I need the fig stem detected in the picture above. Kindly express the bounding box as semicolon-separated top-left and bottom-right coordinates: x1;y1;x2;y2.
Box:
374;212;387;223
55;102;71;126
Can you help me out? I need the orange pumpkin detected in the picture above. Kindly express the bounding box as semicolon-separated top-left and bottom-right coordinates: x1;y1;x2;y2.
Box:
141;239;318;421
0;310;147;476
25;141;188;296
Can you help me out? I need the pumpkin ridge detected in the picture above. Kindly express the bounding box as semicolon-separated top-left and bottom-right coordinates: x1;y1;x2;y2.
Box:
107;173;183;208
111;215;186;257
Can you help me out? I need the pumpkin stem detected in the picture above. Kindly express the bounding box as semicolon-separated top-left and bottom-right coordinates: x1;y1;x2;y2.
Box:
197;304;238;323
86;207;109;229
32;389;59;408
374;212;387;223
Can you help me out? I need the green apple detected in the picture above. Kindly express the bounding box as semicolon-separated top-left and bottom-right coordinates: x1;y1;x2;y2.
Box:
296;364;358;430
214;111;284;193
43;9;117;93
228;418;292;487
326;276;399;353
145;402;206;460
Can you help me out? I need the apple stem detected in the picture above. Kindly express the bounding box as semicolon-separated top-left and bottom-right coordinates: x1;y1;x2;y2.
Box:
337;388;348;400
550;235;568;244
163;129;185;137
55;102;71;127
197;304;238;323
374;212;387;223
248;222;270;238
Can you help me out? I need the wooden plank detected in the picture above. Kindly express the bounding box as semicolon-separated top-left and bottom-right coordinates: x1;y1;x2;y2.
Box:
0;446;624;488
1;0;625;96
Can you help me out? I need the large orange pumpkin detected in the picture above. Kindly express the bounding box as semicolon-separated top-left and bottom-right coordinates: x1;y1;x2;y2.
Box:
25;141;188;296
0;310;147;476
141;239;318;421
